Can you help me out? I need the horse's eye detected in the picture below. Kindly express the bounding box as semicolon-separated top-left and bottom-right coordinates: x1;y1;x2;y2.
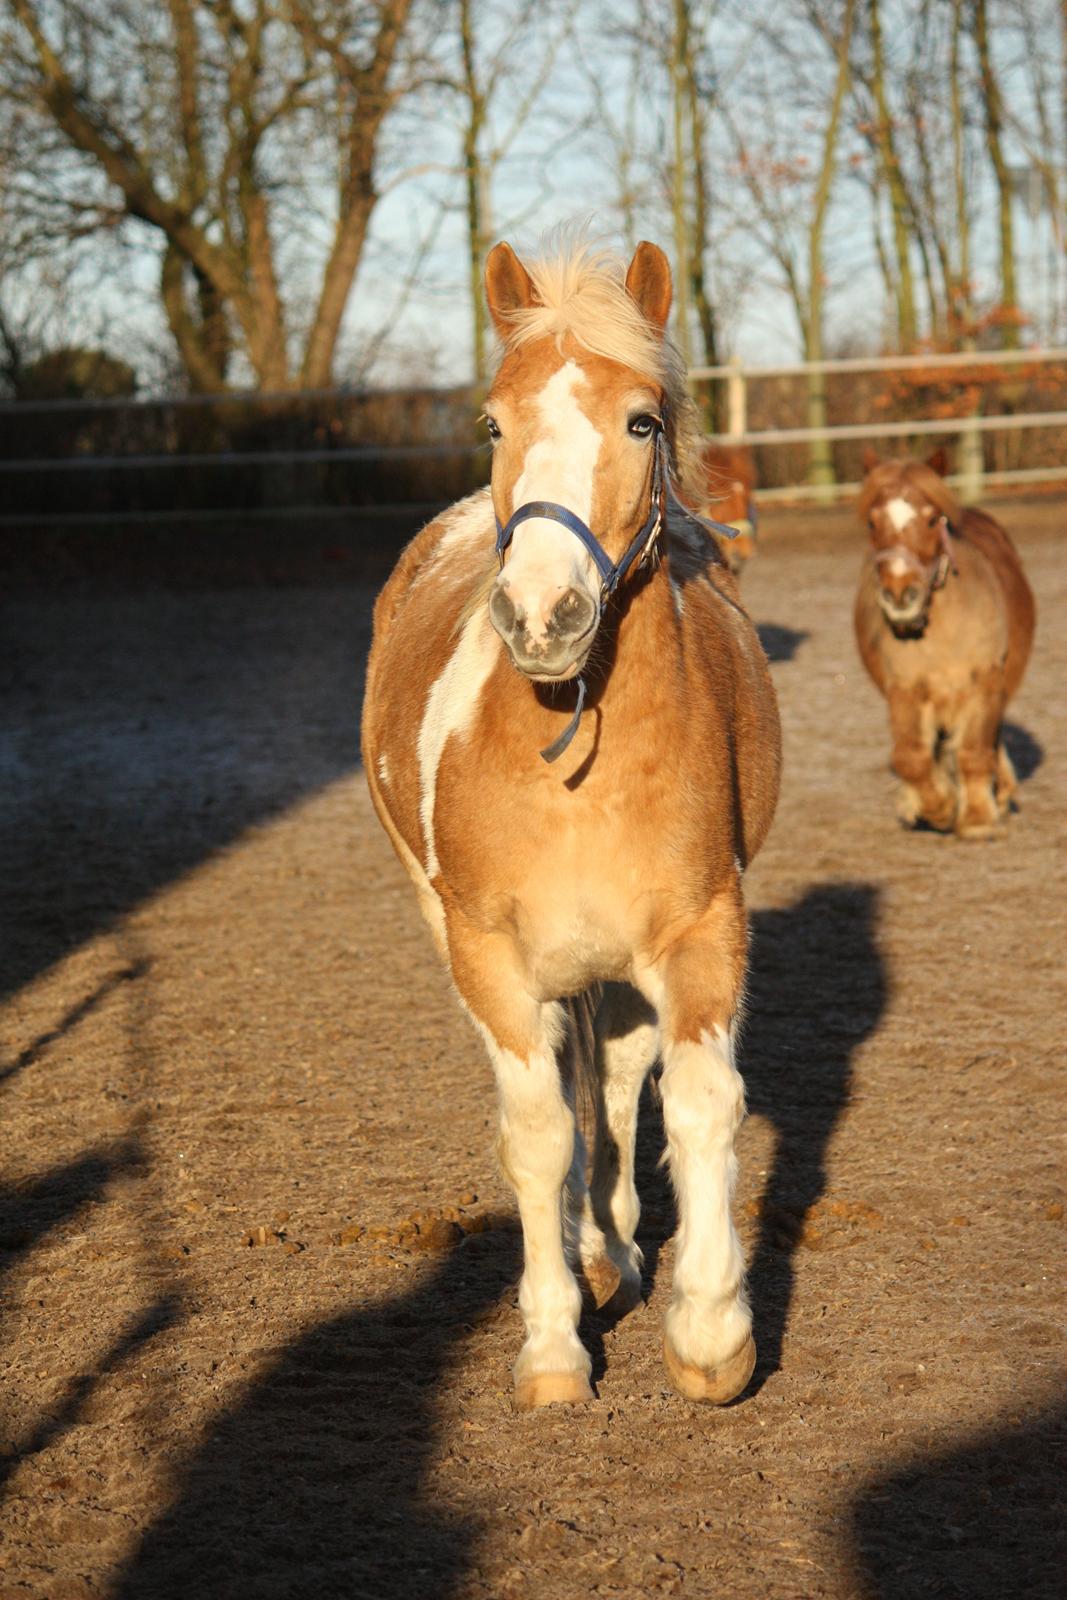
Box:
484;415;501;441
927;512;937;526
628;414;660;439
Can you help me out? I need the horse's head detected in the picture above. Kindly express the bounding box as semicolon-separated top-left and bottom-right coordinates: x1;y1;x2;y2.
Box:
482;239;685;681
859;448;960;636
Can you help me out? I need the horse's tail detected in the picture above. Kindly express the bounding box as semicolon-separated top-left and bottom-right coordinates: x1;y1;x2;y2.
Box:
565;985;602;1138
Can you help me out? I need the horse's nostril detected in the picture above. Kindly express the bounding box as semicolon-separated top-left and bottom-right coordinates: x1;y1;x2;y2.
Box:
549;587;596;640
488;582;517;637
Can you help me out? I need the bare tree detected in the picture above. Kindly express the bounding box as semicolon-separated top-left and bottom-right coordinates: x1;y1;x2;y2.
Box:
1;0;416;390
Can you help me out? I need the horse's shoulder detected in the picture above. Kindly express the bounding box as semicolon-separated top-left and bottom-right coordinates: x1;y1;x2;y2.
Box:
373;489;495;639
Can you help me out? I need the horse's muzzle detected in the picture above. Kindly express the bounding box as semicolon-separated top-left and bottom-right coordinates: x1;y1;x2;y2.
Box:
488;577;598;679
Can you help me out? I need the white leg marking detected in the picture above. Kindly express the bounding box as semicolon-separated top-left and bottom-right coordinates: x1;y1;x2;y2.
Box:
481;1016;589;1387
416;611;499;877
660;1026;751;1369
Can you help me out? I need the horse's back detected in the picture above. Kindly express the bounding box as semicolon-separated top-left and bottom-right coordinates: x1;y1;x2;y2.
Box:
671;527;781;865
959;508;1035;700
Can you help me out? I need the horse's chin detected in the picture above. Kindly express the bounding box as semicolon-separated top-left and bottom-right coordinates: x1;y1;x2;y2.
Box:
883;608;928;640
515;657;585;684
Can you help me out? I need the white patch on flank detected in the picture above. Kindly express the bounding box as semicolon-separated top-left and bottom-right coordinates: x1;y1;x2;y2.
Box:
417;611;499;877
885;497;915;534
506;361;603;598
377;753;390;788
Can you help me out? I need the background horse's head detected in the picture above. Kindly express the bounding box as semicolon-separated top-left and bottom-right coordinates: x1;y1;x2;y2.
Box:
858;448;962;634
482;239;700;681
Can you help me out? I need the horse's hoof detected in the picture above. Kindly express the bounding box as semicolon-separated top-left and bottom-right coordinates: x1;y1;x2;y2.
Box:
513;1371;594;1410
956;818;1003;842
580;1255;622;1310
663;1333;756;1404
602;1272;645;1318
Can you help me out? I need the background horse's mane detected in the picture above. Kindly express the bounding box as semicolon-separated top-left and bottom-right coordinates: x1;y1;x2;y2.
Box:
495;238;705;506
859;458;964;530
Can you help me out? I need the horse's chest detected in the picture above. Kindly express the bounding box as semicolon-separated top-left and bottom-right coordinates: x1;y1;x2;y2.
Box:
434;770;680;992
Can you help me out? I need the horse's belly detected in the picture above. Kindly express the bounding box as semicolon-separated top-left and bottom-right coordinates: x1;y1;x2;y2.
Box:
525;913;634;999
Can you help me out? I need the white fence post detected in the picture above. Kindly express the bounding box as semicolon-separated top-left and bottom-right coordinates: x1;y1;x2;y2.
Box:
726;356;746;440
958;414;984;503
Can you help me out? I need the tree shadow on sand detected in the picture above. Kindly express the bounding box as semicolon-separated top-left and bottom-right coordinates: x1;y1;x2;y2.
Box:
849;1393;1067;1600
111;1230;522;1600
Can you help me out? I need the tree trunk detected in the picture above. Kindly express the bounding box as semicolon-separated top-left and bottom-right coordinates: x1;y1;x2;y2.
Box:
806;0;855;494
973;0;1019;347
869;0;917;347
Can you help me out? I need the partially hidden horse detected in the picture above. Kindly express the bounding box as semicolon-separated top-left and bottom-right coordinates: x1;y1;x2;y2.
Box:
697;442;759;574
854;448;1035;839
362;240;781;1409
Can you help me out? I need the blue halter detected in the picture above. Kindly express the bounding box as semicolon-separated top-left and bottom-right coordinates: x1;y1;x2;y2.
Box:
494;428;738;763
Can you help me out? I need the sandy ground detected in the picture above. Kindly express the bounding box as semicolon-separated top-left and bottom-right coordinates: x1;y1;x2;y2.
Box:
1;498;1064;1599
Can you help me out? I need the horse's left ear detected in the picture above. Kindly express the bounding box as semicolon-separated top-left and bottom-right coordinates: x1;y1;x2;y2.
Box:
625;242;672;329
485;242;536;336
926;447;949;477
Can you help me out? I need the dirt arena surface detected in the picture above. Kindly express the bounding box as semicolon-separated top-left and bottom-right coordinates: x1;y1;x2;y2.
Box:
1;497;1064;1599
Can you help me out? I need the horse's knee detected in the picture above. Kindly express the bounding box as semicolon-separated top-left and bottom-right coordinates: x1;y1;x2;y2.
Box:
661;1029;745;1154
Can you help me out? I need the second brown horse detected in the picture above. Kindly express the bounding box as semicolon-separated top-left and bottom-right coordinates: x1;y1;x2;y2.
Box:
854;449;1035;840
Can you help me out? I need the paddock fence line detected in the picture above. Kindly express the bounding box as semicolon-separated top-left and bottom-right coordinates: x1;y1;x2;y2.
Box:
690;346;1067;503
1;347;1066;525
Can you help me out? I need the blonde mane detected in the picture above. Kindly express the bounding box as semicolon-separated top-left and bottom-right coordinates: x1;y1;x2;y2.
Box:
495;240;705;506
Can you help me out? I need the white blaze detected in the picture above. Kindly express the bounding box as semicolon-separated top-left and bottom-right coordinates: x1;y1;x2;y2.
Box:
502;361;603;630
885;497;915;534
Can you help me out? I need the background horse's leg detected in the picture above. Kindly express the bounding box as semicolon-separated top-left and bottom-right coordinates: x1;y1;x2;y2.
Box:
643;882;755;1404
580;982;659;1313
447;913;592;1410
950;673;1007;839
888;687;956;830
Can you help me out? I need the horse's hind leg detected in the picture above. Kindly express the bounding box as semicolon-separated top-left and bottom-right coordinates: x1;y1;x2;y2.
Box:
447;913;592;1410
995;736;1017;817
952;674;1006;840
642;880;755;1405
575;982;658;1314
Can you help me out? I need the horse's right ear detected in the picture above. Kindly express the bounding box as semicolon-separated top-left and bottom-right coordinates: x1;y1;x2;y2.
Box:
485;243;536;337
625;242;672;329
926;446;949;476
861;446;881;475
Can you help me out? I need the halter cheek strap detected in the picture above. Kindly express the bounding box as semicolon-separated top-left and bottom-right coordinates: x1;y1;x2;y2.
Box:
493;428;739;763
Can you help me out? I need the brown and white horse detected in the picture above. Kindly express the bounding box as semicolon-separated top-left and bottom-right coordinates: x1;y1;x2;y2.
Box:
362;240;781;1409
854;449;1035;839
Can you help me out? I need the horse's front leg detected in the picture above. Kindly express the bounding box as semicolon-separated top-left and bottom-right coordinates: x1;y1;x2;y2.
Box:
888;687;956;830
447;911;592;1410
642;882;755;1405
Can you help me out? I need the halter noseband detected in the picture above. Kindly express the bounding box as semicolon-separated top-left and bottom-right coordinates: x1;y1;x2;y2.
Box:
493;426;739;762
872;516;958;635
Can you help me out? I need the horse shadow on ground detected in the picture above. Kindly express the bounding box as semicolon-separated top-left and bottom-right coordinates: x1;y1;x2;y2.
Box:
603;881;886;1393
1001;720;1044;783
107;882;884;1596
848;1393;1067;1600
111;1230;522;1600
756;622;810;663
